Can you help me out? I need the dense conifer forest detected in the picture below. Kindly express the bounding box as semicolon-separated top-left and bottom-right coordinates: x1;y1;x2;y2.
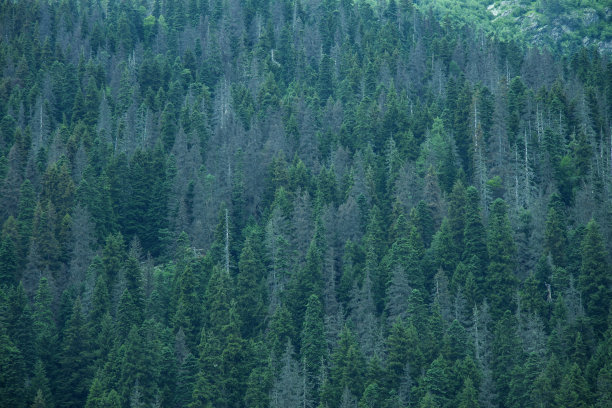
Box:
0;0;611;407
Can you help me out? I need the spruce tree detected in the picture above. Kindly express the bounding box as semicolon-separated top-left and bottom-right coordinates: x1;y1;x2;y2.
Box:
300;294;325;402
0;324;26;407
58;297;91;408
544;193;568;267
486;199;517;318
578;220;610;336
32;278;57;381
236;236;265;338
460;186;487;300
174;264;201;349
0;217;20;285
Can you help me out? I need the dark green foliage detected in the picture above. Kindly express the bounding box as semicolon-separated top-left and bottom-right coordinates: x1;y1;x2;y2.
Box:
544;193;568;267
486;199;518;318
174;263;201;349
285;234;324;334
492;311;523;407
58;297;91;407
300;294;325;402
0;328;26;407
236;234;266;338
457;377;479;408
321;325;365;405
0;218;19;285
29;359;53;408
32;278;58;380
579;220;610;336
0;0;609;406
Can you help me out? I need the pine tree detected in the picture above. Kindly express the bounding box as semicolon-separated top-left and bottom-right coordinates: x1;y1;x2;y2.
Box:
117;290;139;340
442;320;470;362
236;235;265;338
89;266;110;336
57;297;91;408
244;365;271;408
29;359;53;408
300;294;326;402
174;264;201;349
0;217;20;285
321;325;365;406
270;341;303;408
286;235;323;334
175;353;198;408
385;216;426;294
486;199;517;318
193;302;250;408
456;377;479;408
447;180;467;265
84;375;106;408
119;321;162;405
5;283;35;370
491;311;523;407
32;389;48;408
17;179;36;259
555;363;591;407
460;186;487;300
32;278;57;381
544;193;568;267
101;233;126;285
578;220;610;336
117;257;144;338
0;327;26;407
421;356;451;407
385;318;411;391
531;353;562;408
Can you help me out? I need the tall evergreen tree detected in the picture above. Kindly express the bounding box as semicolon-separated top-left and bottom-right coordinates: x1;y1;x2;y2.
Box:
486;199;517;318
58;297;91;407
578;220;610;336
301;294;326;402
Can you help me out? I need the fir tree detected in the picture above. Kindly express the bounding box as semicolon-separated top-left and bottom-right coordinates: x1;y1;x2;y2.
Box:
578;220;610;336
486;199;517;318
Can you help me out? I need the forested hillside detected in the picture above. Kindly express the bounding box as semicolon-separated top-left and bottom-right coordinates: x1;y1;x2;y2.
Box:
0;0;611;407
415;0;612;53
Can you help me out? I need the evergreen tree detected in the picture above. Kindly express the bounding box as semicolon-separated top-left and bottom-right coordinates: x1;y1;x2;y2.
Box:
486;199;517;318
0;1;609;406
491;311;523;407
385;318;412;391
460;186;488;300
32;278;57;381
421;356;452;407
117;257;144;338
175;353;198;408
30;359;53;408
578;220;610;336
57;297;91;407
286;235;324;334
118;321;162;406
457;377;480;408
300;294;325;402
270;341;304;408
174;264;201;349
321;325;365;406
544;194;568;267
236;235;266;338
0;217;20;285
555;363;591;407
101;233;126;285
0;327;26;407
5;283;35;369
